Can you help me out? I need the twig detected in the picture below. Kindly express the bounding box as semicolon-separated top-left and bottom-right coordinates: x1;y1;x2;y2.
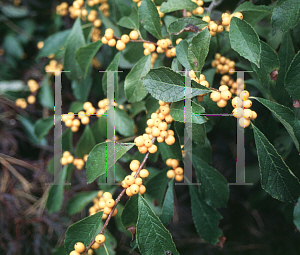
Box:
2;16;33;40
205;0;224;13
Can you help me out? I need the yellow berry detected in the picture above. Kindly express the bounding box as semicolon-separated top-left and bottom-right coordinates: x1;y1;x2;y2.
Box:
171;159;179;169
108;39;116;47
70;251;81;255
27;95;36;104
152;127;160;137
166;159;173;166
243;109;253;119
135;177;143;186
251;111;257;120
81;116;90;125
167;170;175;179
239;90;250;101
165;135;175;145
222;17;231;26
95;234;106;244
106;199;115;208
175;174;184;182
232;108;243;118
121;34;130;43
134;136;144;147
74;242;85;253
102;192;112;201
138;146;148;154
175;167;183;175
160;106;170;115
130;184;140;194
148;144;157;153
139;185;146;195
94;19;102;27
129;30;139;40
243;99;252;109
91;242;101;249
126;187;133;196
239;117;251;128
139;169;149;178
221;90;232;100
217;99;227;108
116;40;126;51
202;16;210;23
125;175;135;185
101;37;108;44
232;97;243;108
210;91;221;102
176;38;182;45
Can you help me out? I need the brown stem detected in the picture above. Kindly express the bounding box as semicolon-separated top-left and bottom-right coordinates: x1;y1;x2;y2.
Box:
82;141;154;255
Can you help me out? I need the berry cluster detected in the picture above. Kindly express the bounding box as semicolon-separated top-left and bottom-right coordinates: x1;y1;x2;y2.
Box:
220;75;237;95
60;151;88;170
122;160;147;196
210;85;233;108
222;12;243;30
191;0;204;15
89;191;118;219
62;112;85;132
232;90;257;128
45;59;63;73
202;16;224;37
101;29;135;51
166;159;184;181
91;28;102;42
211;53;235;75
150;52;158;67
156;39;176;58
56;2;69;16
15;79;40;109
188;71;209;103
69;242;88;255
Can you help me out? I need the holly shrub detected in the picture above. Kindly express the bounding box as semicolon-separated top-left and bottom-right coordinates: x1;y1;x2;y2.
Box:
1;0;300;254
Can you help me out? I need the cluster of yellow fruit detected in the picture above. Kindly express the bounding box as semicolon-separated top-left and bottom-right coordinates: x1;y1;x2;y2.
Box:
91;28;102;42
212;53;235;75
69;238;102;255
156;39;176;58
62;112;84;132
220;75;238;95
231;90;257;128
202;16;224;37
101;29;136;51
15;79;40;109
191;0;204;15
56;2;68;16
89;191;118;219
45;59;63;73
151;52;158;67
166;159;184;181
188;71;209;103
222;12;243;31
122;160;147;196
143;42;157;56
210;85;233;108
60;151;88;170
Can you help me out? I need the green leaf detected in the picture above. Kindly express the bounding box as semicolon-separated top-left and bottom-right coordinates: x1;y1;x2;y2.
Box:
176;40;192;70
124;54;151;103
37;30;70;59
273;32;294;104
86;142;134;183
168;17;208;34
189;185;223;244
69;101;84;113
171;58;182;71
91;115;107;144
255;97;300;152
38;77;54;110
271;0;300;35
98;11;122;37
64;211;103;254
229;17;261;67
293;197;300;231
71;66;93;102
192;123;206;145
94;229;117;255
117;7;139;30
160;0;198;13
115;107;134;136
34;116;54;140
75;125;96;158
64;18;86;81
252;123;300;202
157;130;182;162
188;29;211;73
138;0;162;39
1;4;29;18
145;168;169;207
170;100;207;124
3;33;24;59
160;179;174;226
102;52;120;97
121;195;139;228
46;166;67;214
136;195;179;255
142;67;211;102
285;51;300;100
66;191;98;215
76;41;102;79
251;41;279;88
192;155;229;208
62;128;73;152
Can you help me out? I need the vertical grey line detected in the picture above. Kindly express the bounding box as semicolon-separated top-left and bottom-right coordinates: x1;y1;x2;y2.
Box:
106;71;115;185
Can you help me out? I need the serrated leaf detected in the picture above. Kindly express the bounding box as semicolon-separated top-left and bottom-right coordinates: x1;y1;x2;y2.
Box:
160;179;174;226
192;155;229;208
121;195;139;228
251;40;279;88
160;0;198;13
138;0;162;39
293;197;300;231
229;17;261;67
252;123;300;202
117;7;139;30
86;142;134;183
189;185;223;244
64;211;103;254
37;30;70;59
271;0;300;35
76;41;102;78
145;168;169;206
64;18;85;81
171;58;182;71
136;195;179;255
34;116;54;140
46;166;67;214
75;125;96;158
168;17;208;34
91;115;107;144
170;100;207;124
176;40;192;70
38;77;54;110
71;66;92;102
66;191;98;215
255;97;300;152
142;67;211;102
125;54;151;103
115;107;134;136
285;51;300;100
102;52;120;97
188;29;211;74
